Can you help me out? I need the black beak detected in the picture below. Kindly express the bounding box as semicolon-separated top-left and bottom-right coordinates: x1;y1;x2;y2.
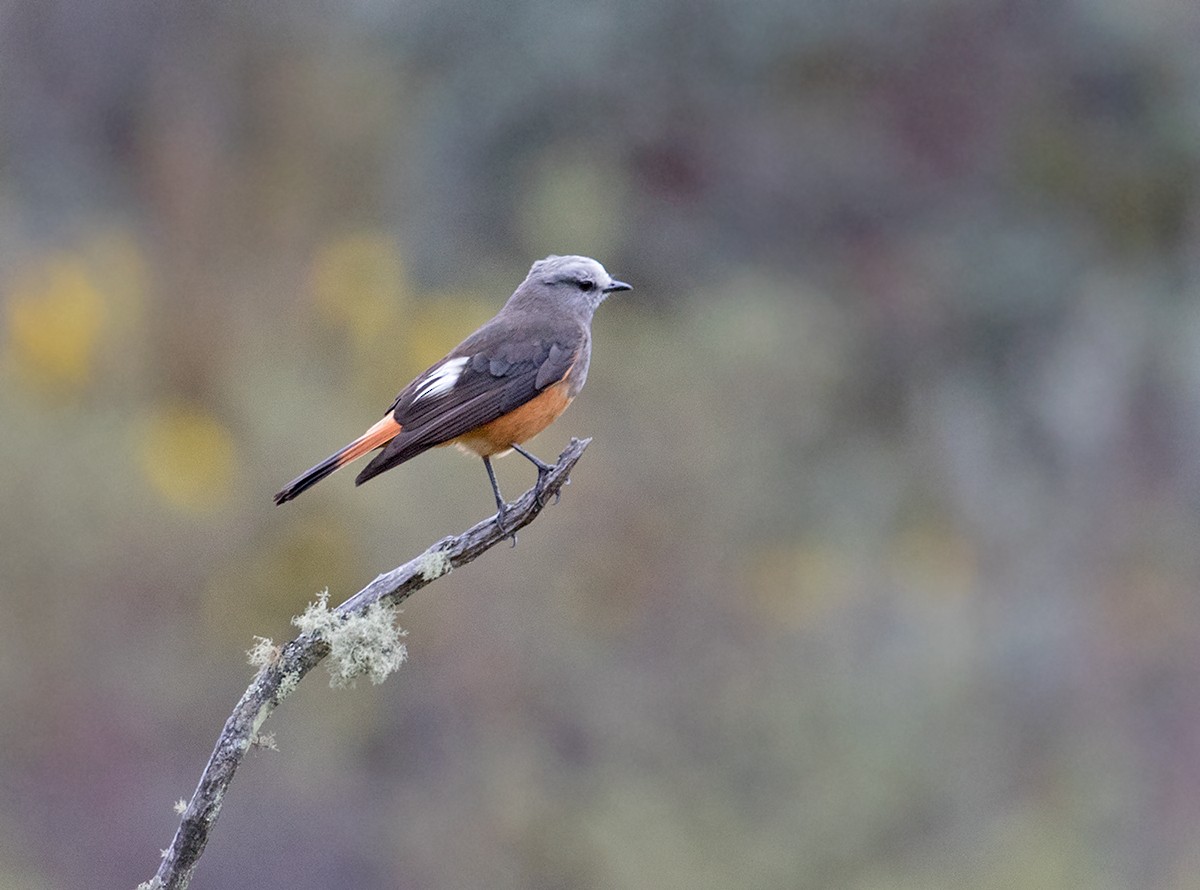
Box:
603;279;632;293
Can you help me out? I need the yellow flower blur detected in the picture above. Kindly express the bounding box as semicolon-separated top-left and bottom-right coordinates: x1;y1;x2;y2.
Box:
138;404;237;513
5;255;108;393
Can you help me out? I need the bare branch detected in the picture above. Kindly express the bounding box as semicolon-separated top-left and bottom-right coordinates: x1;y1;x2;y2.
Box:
143;438;591;890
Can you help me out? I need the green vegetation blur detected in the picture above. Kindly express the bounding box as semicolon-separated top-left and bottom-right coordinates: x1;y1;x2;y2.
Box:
2;2;1199;888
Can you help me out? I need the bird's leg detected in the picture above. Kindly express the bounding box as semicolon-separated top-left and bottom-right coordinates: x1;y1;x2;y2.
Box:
482;456;517;545
510;443;558;505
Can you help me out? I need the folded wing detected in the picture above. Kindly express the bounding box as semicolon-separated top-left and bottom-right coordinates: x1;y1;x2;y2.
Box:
355;329;581;484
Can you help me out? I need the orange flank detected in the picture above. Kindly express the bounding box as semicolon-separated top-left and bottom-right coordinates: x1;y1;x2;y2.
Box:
452;380;574;458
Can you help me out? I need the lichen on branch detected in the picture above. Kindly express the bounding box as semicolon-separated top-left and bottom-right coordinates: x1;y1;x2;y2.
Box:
145;437;590;890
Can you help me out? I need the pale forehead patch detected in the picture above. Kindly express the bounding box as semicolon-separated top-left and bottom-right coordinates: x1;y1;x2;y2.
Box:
530;255;609;281
412;355;469;403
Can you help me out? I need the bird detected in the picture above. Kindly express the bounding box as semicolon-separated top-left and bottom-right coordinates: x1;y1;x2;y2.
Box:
274;254;630;529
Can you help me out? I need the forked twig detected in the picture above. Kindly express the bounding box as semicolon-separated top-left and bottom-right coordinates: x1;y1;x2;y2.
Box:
142;438;591;890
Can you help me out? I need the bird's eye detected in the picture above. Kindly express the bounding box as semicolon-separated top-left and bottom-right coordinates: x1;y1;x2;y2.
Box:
577;279;595;292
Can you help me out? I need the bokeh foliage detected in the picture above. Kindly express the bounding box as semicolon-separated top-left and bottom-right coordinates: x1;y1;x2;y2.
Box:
2;1;1200;888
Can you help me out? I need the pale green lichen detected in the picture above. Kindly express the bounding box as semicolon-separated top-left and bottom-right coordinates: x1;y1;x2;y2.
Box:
417;547;452;581
292;590;407;688
276;670;301;700
246;635;278;669
250;700;272;738
251;731;279;752
173;798;188;815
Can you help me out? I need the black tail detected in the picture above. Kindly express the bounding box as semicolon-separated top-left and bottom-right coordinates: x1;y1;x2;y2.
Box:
274;450;349;505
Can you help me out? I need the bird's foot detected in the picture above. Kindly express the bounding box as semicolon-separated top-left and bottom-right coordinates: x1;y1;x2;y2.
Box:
512;444;557;507
533;466;554;507
495;502;518;547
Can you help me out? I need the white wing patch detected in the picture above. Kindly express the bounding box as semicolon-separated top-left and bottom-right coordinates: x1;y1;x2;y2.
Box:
412;356;469;403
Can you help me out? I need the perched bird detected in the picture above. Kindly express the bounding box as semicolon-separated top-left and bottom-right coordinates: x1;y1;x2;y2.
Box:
274;255;630;528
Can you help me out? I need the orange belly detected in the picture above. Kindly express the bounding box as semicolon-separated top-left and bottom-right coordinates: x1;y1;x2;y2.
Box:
451;380;574;458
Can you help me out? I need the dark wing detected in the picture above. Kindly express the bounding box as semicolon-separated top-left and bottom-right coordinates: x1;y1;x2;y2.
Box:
355;324;582;484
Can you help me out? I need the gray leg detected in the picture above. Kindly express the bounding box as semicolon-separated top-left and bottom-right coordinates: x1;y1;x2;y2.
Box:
482;457;517;544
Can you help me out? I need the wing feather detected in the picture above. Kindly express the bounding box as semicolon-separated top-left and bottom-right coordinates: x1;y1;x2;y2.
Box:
355;324;582;484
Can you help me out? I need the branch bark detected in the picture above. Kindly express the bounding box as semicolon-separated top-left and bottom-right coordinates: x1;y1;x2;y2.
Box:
143;437;591;890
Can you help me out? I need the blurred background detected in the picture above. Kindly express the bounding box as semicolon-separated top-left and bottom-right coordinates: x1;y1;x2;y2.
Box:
2;1;1200;887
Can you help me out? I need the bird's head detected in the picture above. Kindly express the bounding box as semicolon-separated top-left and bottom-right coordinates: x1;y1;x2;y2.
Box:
515;255;632;316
